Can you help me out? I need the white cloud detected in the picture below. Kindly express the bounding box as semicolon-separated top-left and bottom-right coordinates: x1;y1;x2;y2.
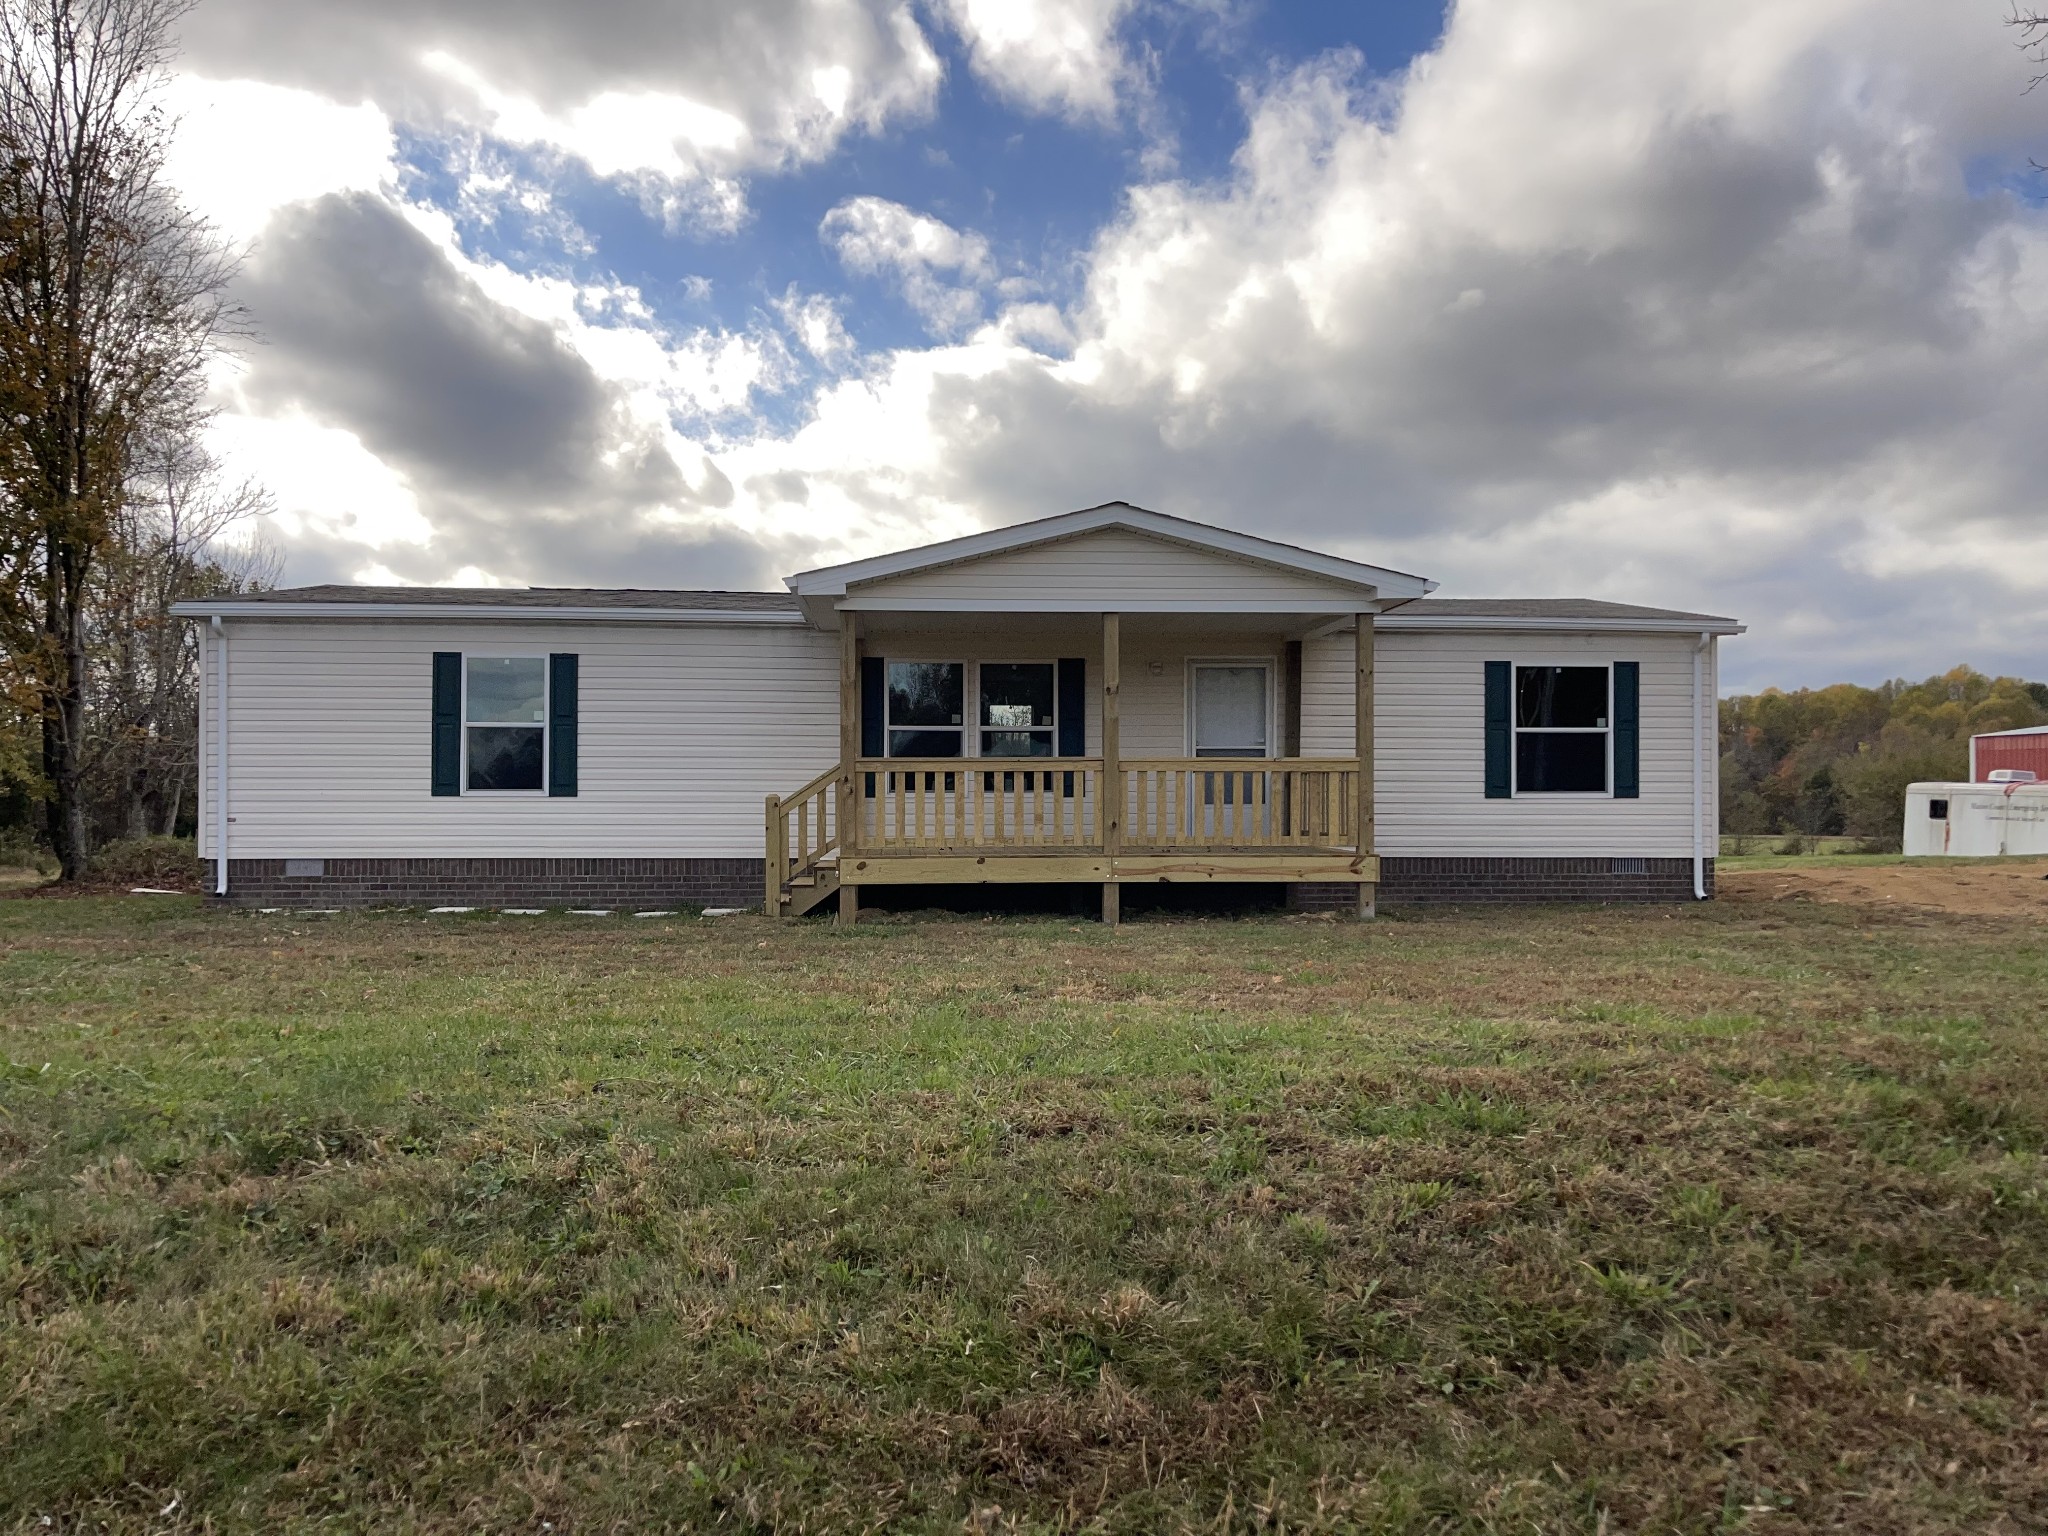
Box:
161;75;395;242
194;0;2048;686
204;411;432;551
936;0;1139;121
775;287;857;362
821;196;996;333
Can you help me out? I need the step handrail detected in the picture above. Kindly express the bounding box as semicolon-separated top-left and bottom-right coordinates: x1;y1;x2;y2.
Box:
765;761;843;910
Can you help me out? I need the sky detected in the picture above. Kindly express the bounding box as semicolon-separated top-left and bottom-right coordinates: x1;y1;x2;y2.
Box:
157;0;2048;692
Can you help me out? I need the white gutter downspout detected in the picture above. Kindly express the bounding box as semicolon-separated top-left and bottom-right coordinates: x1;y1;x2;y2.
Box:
212;616;229;896
1693;631;1710;900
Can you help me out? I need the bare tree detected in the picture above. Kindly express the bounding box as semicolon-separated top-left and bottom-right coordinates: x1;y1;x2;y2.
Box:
0;0;238;880
85;435;272;842
2016;7;2048;93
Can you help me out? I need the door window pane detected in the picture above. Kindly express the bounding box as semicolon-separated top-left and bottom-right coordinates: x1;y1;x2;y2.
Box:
468;656;547;724
1516;666;1607;729
468;725;544;790
1193;666;1269;757
888;662;963;727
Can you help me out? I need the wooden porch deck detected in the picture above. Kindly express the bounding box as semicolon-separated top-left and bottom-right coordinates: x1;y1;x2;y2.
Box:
766;757;1376;918
766;608;1378;923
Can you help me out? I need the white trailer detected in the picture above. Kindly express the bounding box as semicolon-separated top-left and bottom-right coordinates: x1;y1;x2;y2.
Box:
1904;781;2048;857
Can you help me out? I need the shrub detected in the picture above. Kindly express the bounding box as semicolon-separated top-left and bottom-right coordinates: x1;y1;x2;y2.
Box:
0;824;56;875
90;835;199;888
1837;743;1967;842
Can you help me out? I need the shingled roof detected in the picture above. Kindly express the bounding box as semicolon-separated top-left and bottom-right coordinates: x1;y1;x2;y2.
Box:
229;585;801;612
181;588;1739;632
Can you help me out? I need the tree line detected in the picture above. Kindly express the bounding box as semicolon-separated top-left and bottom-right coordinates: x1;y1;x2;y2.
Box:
0;0;269;878
1720;668;2048;847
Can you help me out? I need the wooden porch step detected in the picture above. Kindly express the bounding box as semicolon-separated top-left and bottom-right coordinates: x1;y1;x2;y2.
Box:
779;864;841;918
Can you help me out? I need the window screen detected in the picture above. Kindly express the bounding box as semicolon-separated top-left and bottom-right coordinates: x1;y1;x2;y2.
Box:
466;657;546;791
1514;665;1608;793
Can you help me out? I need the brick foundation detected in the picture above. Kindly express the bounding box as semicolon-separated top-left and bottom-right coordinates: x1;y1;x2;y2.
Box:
208;858;764;910
1289;856;1713;910
209;854;1710;913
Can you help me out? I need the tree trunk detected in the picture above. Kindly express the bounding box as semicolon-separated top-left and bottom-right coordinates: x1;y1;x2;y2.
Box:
125;769;150;840
158;770;183;838
51;587;91;880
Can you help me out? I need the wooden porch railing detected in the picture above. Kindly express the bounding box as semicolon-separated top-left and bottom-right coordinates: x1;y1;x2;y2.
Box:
764;762;841;909
833;756;1360;856
855;758;1105;850
1120;758;1358;850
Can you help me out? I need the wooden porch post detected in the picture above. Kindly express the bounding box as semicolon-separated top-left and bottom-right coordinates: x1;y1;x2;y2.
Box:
838;613;861;926
1101;612;1121;926
1355;610;1376;919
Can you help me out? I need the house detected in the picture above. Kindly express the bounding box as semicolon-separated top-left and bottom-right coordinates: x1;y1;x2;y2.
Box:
172;502;1741;920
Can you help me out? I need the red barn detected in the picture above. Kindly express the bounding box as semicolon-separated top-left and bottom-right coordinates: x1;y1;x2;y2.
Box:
1972;725;2048;782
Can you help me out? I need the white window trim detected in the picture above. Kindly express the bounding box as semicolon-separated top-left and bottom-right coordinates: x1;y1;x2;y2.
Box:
461;652;550;796
882;658;1064;759
883;658;967;759
1184;657;1278;759
975;658;1060;761
1512;661;1612;798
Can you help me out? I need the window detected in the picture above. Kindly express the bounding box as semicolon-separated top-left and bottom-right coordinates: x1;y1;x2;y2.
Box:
1189;663;1272;758
466;656;546;791
1515;665;1608;793
1929;798;1949;819
979;662;1056;757
886;661;964;757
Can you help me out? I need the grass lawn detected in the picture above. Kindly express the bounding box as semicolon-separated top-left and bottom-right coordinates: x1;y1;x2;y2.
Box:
4;895;2047;1533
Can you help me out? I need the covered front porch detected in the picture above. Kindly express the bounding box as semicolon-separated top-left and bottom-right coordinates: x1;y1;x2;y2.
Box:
766;609;1380;923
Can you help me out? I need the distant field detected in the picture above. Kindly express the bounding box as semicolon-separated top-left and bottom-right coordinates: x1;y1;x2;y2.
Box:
4;890;2047;1533
1718;833;1879;861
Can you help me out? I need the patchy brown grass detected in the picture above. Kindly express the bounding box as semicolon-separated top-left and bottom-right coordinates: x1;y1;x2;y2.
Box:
2;889;2047;1532
1720;853;2048;917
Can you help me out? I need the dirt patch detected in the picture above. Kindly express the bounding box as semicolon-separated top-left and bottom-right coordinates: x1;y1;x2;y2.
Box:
1722;858;2048;917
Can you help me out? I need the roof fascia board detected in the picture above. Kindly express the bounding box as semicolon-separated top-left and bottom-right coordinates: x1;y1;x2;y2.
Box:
786;504;1437;598
1371;613;1745;636
168;601;806;624
836;595;1407;615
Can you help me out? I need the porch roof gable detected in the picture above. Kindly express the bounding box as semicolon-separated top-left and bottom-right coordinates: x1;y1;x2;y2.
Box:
784;502;1436;623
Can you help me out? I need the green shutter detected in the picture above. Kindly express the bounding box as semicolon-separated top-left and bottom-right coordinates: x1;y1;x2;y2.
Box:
1056;659;1086;755
1612;661;1639;799
548;653;578;797
1484;661;1512;799
1057;658;1085;796
431;652;461;796
860;655;884;798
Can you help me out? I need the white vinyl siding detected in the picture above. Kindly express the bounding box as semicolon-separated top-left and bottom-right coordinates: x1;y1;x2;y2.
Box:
847;528;1375;611
862;620;1291;760
199;619;837;860
197;613;1720;865
1302;627;1716;857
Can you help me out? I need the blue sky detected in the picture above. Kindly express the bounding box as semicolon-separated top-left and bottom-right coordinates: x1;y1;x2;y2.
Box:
391;3;1454;398
160;0;2048;690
